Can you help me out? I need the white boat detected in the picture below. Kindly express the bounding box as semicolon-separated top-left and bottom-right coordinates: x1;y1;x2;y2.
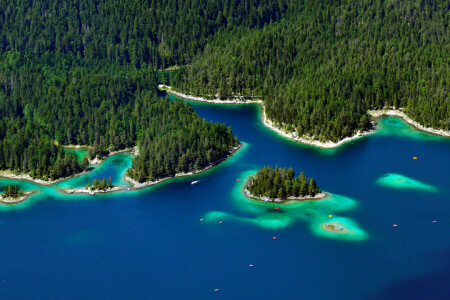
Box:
191;180;199;185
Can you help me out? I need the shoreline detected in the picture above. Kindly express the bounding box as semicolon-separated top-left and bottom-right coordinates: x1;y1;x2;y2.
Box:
1;141;242;198
244;188;328;204
63;186;125;196
367;108;450;137
125;143;243;190
0;147;136;186
159;85;450;148
159;85;263;104
1;190;38;205
258;103;375;149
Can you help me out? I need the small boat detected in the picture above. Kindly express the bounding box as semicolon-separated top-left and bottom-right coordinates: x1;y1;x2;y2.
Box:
328;215;333;218
249;264;254;267
393;224;398;227
413;157;418;160
274;207;280;210
236;179;241;181
191;180;199;185
272;236;277;240
219;221;223;224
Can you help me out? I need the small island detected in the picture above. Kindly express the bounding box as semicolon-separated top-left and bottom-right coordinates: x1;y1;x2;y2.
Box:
1;184;36;204
245;166;326;202
64;177;122;195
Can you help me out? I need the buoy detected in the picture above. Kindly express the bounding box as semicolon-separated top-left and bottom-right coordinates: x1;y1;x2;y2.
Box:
236;179;241;181
413;157;418;160
219;221;223;224
274;207;280;210
214;289;219;292
393;224;398;227
328;215;333;218
272;236;277;240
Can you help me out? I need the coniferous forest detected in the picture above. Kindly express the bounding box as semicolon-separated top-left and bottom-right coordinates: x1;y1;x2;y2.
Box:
170;0;449;142
246;166;322;200
0;0;262;181
0;0;448;181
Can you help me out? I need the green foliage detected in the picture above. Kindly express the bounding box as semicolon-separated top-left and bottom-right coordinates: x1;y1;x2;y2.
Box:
2;184;23;198
172;0;450;141
0;0;287;70
247;166;321;200
86;177;113;190
0;0;255;181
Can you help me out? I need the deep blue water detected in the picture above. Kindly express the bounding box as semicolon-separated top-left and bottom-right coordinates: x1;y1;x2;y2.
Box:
0;100;449;299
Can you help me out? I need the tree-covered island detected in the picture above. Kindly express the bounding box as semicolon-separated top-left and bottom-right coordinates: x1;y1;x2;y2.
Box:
245;166;325;202
1;184;35;204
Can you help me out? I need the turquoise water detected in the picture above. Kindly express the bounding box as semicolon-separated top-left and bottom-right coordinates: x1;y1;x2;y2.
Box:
0;99;449;299
64;148;88;162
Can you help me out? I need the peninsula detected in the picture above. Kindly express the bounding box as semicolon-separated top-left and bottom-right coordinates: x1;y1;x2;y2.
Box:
244;166;326;203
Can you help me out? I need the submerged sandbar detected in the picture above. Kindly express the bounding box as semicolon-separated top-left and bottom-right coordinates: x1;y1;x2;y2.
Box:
321;221;354;234
376;173;437;192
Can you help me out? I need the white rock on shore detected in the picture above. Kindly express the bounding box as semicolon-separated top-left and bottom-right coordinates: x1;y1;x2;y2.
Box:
160;85;450;148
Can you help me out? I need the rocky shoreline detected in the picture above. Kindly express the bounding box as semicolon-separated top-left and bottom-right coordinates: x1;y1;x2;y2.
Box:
159;85;450;148
63;186;125;196
244;188;327;203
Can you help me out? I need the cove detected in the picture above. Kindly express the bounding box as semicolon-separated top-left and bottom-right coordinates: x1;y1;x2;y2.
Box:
0;97;449;299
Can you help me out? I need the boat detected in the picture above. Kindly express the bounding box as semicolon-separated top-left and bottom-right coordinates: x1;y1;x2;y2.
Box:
191;180;199;185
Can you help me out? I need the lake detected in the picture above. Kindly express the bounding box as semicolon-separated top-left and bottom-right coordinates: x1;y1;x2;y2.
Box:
0;97;449;299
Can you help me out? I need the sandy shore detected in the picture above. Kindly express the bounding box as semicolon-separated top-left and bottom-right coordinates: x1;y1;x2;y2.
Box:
244;188;327;203
1;190;37;205
321;221;354;234
125;143;242;190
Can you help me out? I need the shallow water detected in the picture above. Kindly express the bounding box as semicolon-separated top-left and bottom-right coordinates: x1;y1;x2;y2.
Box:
0;98;449;299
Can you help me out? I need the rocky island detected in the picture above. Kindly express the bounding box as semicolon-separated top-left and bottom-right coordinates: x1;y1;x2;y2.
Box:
244;166;326;203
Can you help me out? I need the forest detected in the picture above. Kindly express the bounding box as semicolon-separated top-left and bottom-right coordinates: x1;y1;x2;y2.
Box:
0;0;256;181
170;0;449;142
246;166;321;200
0;0;447;180
0;53;238;181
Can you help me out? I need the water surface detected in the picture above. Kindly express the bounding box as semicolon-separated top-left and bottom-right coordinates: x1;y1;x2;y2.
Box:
0;99;449;299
